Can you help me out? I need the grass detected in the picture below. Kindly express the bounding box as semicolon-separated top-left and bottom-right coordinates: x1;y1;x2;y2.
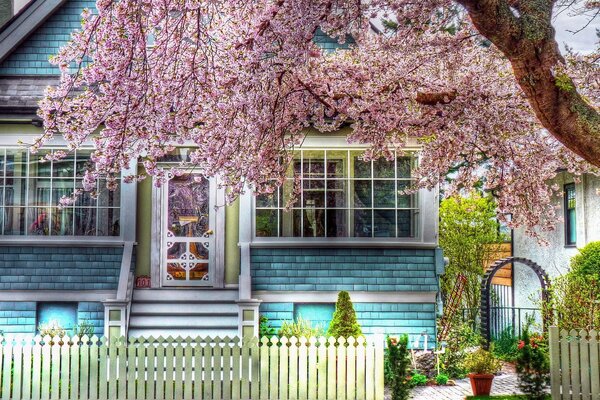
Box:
466;396;551;400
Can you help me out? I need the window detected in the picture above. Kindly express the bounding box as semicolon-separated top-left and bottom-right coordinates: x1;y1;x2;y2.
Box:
255;149;418;238
564;183;576;246
0;148;120;236
37;302;78;334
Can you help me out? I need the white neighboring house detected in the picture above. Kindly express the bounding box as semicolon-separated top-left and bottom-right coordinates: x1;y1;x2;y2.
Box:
513;172;600;309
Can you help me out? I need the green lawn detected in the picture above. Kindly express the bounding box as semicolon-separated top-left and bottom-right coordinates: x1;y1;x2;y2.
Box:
466;396;551;400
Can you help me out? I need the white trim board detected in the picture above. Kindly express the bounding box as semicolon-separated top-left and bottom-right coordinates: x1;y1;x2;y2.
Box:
254;291;436;303
0;290;116;302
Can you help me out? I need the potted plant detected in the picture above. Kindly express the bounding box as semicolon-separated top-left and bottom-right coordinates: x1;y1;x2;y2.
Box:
464;348;502;396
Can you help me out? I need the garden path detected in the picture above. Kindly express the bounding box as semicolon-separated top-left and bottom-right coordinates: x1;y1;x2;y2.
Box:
406;372;522;399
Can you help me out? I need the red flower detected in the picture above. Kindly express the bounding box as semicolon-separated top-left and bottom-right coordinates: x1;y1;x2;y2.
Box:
518;340;525;350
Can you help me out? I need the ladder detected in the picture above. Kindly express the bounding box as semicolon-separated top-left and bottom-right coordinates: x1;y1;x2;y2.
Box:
437;273;468;344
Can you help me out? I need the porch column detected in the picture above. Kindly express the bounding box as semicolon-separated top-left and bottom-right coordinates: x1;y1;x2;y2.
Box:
237;189;261;336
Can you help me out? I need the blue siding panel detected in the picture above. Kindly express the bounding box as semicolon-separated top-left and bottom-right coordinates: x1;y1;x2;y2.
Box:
0;246;122;290
251;248;438;292
259;302;436;346
0;0;95;75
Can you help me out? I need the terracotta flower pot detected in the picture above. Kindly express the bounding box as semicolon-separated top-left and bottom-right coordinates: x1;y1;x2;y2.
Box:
468;373;495;396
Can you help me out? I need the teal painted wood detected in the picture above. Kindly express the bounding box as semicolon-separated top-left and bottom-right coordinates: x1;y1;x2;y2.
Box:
262;302;437;343
0;247;122;291
0;334;384;399
0;0;95;75
251;247;438;292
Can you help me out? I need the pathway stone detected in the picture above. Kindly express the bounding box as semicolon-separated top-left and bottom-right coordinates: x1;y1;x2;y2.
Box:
387;372;523;400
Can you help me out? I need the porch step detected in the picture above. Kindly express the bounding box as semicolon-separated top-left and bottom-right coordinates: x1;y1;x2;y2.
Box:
128;289;239;338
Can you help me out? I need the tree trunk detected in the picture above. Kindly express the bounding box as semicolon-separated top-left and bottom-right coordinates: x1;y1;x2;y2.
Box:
457;0;600;167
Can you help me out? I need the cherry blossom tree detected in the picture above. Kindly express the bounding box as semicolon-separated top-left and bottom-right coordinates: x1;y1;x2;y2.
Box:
37;0;599;237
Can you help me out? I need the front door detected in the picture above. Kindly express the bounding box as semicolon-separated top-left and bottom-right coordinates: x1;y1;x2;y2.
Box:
161;173;215;286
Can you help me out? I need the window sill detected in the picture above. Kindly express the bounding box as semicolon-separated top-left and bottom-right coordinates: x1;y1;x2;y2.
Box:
249;238;437;248
0;236;130;247
564;244;577;249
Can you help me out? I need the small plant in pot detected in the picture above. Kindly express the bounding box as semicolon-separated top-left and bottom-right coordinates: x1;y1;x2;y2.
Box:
464;348;502;396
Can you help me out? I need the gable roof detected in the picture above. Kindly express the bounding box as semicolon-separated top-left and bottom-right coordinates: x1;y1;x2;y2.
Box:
0;0;69;65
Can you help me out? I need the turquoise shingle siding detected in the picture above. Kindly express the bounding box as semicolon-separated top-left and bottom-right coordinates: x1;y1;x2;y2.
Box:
314;28;355;52
0;302;36;334
259;302;436;343
0;301;104;336
251;248;438;292
0;0;94;75
0;246;122;290
77;302;104;336
259;303;294;330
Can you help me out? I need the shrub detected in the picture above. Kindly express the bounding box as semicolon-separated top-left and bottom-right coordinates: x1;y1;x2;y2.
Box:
492;326;519;362
327;291;363;338
38;320;66;338
570;241;600;277
73;320;95;338
278;316;325;338
259;315;276;337
439;320;482;378
516;326;549;400
464;348;501;375
548;272;600;331
435;373;449;385
386;335;412;400
410;373;428;386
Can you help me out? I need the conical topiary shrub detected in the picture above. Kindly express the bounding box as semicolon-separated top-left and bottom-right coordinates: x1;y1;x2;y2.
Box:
327;291;363;338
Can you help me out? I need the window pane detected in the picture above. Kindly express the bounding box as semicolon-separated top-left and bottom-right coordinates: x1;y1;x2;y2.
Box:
52;152;75;177
28;178;51;206
189;242;209;260
97;181;120;208
398;210;416;237
189;263;208;281
373;209;395;237
303;208;325;237
256;209;279;237
326;209;347;237
326;180;346;208
75;181;97;207
397;181;415;208
353;180;372;208
4;207;26;235
303;180;324;208
97;208;120;236
52;179;75;204
5;179;26;206
256;191;277;208
6;149;28;179
167;242;185;259
352;152;371;178
326;150;347;178
27;208;49;235
51;207;73;235
0;150;4;176
280;179;300;208
28;150;51;177
373;181;395;208
302;150;325;178
397;156;412;178
75;208;96;236
353;209;372;237
75;150;93;177
373;158;395;178
280;209;302;237
166;262;186;280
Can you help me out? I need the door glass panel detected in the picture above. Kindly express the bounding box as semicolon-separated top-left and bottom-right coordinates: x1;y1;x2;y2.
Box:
163;173;212;286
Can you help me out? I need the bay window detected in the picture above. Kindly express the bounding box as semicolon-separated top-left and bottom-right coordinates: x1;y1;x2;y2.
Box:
0;148;120;236
255;149;419;238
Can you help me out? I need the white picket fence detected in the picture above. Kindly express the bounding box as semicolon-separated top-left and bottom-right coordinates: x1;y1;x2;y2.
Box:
0;334;384;400
549;326;600;399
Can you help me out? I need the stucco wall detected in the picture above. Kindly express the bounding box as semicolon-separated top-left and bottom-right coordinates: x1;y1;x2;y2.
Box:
513;173;600;308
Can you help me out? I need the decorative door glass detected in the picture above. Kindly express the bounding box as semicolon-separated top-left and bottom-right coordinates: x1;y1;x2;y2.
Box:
161;173;214;286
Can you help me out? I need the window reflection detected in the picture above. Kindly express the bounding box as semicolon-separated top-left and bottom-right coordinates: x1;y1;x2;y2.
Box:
255;149;418;238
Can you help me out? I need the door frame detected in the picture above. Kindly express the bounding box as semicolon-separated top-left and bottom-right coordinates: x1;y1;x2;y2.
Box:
150;173;225;288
